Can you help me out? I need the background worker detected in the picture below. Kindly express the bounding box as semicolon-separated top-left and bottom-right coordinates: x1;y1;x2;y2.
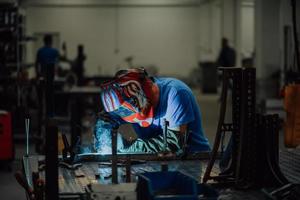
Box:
95;68;210;155
216;38;236;68
35;34;59;116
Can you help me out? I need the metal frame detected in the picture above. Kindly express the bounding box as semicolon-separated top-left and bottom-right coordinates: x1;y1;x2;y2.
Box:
235;67;256;187
74;151;213;162
203;67;245;184
203;67;290;189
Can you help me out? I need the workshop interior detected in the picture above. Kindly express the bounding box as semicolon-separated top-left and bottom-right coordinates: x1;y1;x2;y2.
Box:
0;0;300;199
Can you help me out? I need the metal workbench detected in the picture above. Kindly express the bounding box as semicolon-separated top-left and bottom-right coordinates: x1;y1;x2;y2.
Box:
23;154;219;199
23;148;300;199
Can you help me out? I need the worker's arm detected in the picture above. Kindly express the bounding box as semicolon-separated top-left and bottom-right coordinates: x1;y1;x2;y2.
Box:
96;111;124;129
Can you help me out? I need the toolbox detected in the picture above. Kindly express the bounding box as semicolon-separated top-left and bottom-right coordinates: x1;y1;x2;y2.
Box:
137;171;218;200
0;110;14;161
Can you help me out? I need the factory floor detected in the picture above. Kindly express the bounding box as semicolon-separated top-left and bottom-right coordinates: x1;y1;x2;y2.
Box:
0;144;35;200
0;89;286;200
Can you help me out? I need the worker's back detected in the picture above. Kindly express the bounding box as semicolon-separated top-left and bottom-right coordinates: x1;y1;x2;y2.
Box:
37;46;59;76
132;77;211;152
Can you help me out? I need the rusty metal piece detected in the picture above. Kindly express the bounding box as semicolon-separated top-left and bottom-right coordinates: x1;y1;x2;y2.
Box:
203;68;235;183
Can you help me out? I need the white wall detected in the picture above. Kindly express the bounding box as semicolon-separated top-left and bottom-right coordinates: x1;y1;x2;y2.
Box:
197;1;221;62
241;5;254;58
221;0;235;43
25;4;220;77
117;7;204;76
23;0;225;77
221;0;255;66
24;0;255;77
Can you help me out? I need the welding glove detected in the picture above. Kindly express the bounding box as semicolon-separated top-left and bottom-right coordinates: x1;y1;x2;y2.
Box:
97;111;121;129
118;129;183;154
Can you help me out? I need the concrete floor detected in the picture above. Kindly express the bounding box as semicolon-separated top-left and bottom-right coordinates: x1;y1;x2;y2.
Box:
0;144;33;200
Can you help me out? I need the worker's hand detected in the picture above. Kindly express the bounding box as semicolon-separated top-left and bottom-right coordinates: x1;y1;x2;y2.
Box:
97;111;120;129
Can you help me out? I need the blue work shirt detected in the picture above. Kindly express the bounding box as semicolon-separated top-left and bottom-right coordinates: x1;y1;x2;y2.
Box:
132;77;211;152
37;46;59;65
36;46;59;77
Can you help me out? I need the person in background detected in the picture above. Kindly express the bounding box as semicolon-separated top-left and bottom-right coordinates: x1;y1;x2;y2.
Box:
35;34;59;117
95;68;210;155
217;38;236;68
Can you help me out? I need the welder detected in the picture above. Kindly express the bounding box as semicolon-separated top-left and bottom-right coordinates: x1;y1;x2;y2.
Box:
95;68;210;155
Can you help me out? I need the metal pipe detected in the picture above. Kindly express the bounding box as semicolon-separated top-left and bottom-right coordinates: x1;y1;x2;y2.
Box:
111;128;118;184
25;118;30;156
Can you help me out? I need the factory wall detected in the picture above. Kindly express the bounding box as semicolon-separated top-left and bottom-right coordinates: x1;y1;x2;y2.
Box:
241;5;254;58
25;6;213;77
221;0;254;67
24;0;254;78
254;0;300;100
279;0;300;72
255;0;300;80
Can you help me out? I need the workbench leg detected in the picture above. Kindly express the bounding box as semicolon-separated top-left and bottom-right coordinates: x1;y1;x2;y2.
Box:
45;123;58;200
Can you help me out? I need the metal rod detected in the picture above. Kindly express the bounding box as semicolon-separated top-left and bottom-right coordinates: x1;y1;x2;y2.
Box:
111;128;118;184
203;68;231;183
16;3;21;107
163;119;169;152
25;118;30;156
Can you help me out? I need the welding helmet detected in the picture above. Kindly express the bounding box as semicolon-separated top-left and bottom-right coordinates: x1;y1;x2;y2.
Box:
100;68;155;127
